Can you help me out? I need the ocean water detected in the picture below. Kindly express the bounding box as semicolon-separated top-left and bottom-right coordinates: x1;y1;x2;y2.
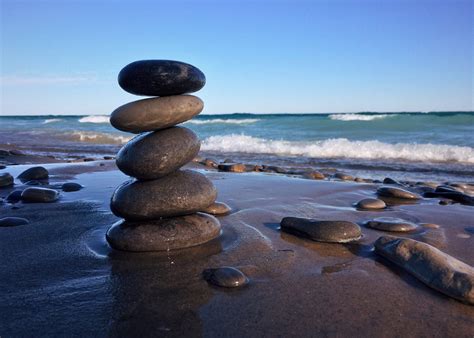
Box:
1;112;473;181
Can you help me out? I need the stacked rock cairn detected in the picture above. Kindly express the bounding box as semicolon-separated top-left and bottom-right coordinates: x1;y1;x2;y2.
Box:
106;60;221;252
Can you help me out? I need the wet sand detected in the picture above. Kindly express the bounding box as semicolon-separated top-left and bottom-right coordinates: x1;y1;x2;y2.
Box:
1;161;473;337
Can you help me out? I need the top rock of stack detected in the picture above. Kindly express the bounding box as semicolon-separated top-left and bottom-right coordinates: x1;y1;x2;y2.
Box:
118;60;206;96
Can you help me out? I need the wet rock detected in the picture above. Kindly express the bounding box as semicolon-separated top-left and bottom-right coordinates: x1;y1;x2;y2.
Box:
439;199;453;205
62;182;83;192
0;149;9;157
355;198;386;210
262;165;287;174
106;212;221;251
0;173;14;187
0;164;6;169
83;158;95;162
365;217;418;232
110;95;204;133
374;236;474;305
9;149;24;155
116;127;200;179
17;166;48;182
383;177;400;185
422;223;441;229
6;190;23;203
201;158;218;168
118;60;206;96
280;217;362;243
0;217;29;227
303;171;325;180
217;163;246;173
335;172;354;181
21;187;59;203
223;159;234;163
424;191;474;205
377;186;421;200
435;185;460;193
203;267;249;288
103;156;114;160
111;170;217;220
202;201;231;215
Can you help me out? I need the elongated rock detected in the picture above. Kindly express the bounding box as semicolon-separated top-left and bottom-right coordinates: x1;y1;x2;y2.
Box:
374;236;474;305
203;267;249;288
377;186;421;200
365;217;418;232
356;198;386;210
0;173;14;187
17;166;48;182
116;127;200;180
111;170;217;220
21;187;59;203
110;95;204;133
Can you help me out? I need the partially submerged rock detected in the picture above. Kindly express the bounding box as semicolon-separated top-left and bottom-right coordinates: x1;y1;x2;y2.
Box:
355;198;386;210
62;182;83;192
365;217;418;232
17;166;49;182
377;186;421;200
0;217;29;227
203;267;249;288
21;187;59;203
202;201;232;216
217;163;247;173
0;173;14;188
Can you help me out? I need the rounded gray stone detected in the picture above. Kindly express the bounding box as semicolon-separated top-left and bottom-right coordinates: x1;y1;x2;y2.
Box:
203;267;249;288
116;127;200;180
106;212;221;252
111;169;217;220
0;173;14;187
280;217;362;243
356;198;386;210
365;217;418;232
62;182;83;192
110;95;204;133
17;166;49;182
377;186;421;200
21;187;59;203
0;217;29;227
202;201;231;216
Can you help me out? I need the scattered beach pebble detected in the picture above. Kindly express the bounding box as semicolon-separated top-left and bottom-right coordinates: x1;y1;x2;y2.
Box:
262;165;287;174
280;217;362;243
17;166;49;182
421;223;441;229
201;158;218;168
303;171;325;180
0;216;29;227
374;236;474;305
334;172;354;181
424;191;474;205
377;186;421;200
217;163;247;173
356;198;386;210
0;173;14;187
106;212;221;251
0;164;6;170
0;149;10;157
62;182;83;192
203;267;249;288
365;217;418;232
202;201;232;215
6;190;23;203
383;177;400;185
21;187;59;203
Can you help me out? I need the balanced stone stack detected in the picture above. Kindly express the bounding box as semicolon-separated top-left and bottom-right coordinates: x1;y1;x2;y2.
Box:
106;60;221;252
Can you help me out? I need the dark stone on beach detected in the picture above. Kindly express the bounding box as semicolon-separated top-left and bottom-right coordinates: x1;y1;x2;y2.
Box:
106;212;221;252
21;187;59;203
9;149;25;155
280;217;362;243
202;201;232;216
201;158;218;168
83;158;95;162
110;95;204;133
218;163;246;173
365;217;418;232
116;127;200;180
203;267;249;288
303;171;325;180
103;156;114;160
0;149;9;157
377;186;421;200
62;182;83;192
356;198;386;210
262;165;287;174
18;166;48;182
111;170;217;220
223;159;234;163
435;185;460;193
0;173;14;187
118;60;206;96
383;177;400;185
6;190;23;203
335;173;354;181
424;191;474;206
0;217;29;227
374;236;474;305
0;165;6;169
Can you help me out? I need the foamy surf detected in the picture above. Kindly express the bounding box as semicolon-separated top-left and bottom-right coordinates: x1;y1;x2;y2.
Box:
201;135;474;164
70;131;131;144
186;118;260;125
43;118;63;124
78;115;110;123
329;113;394;121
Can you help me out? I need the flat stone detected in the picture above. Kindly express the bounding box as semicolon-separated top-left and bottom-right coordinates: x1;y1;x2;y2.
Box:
303;171;325;180
0;173;14;187
280;217;362;243
111;169;217;220
365;217;418;232
62;182;83;192
110;95;204;133
377;186;421;200
106;212;221;252
0;217;29;227
118;60;206;96
21;187;59;203
217;163;246;173
6;190;23;203
374;236;474;305
335;173;354;181
116;127;200;180
17;166;49;182
355;198;386;210
202;201;231;215
203;267;249;288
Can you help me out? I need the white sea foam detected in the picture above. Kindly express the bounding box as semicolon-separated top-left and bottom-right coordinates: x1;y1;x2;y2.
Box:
329;113;394;121
70;131;131;144
78;115;110;123
186;118;260;125
201;135;474;163
43;118;63;124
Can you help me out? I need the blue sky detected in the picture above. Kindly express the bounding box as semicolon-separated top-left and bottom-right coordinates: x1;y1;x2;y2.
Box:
1;0;472;115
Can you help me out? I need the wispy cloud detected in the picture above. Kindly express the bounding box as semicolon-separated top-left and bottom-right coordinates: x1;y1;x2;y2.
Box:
0;73;98;85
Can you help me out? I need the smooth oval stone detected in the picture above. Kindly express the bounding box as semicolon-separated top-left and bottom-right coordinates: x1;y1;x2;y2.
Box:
335;172;354;181
202;202;231;215
374;236;474;305
377;186;421;200
217;163;246;173
280;217;362;243
62;182;83;192
116;127;200;180
383;177;400;185
111;170;217;220
203;267;249;288
356;198;386;210
6;190;23;203
303;171;325;180
21;187;59;203
365;217;418;232
0;217;29;227
110;95;204;133
17;166;49;182
0;173;14;187
118;60;206;96
106;212;221;252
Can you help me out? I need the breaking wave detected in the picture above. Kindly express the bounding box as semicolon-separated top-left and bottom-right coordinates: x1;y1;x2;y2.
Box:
329;113;395;121
78;115;110;123
69;131;131;144
186;118;260;125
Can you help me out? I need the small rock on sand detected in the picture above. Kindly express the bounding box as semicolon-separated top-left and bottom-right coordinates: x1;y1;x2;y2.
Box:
203;267;249;288
365;217;418;232
202;201;232;215
0;149;10;157
374;236;474;305
217;163;247;173
0;217;29;227
335;173;354;181
21;187;59;203
17;166;49;182
201;158;217;168
6;190;22;203
0;173;14;187
383;177;400;185
377;186;421;200
356;198;386;210
62;182;83;192
303;171;325;180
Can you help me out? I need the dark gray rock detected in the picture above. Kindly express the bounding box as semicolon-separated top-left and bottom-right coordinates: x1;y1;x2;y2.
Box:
202;201;231;216
62;182;83;192
203;267;249;288
0;149;9;157
0;165;6;169
110;95;204;133
365;217;418;232
111;170;217;220
374;236;474;305
383;177;400;185
6;190;23;203
18;166;48;182
118;60;206;96
423;191;474;205
21;187;59;203
0;217;29;227
0;173;14;187
280;217;362;243
355;198;386;210
116;127;200;180
377;186;421;200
